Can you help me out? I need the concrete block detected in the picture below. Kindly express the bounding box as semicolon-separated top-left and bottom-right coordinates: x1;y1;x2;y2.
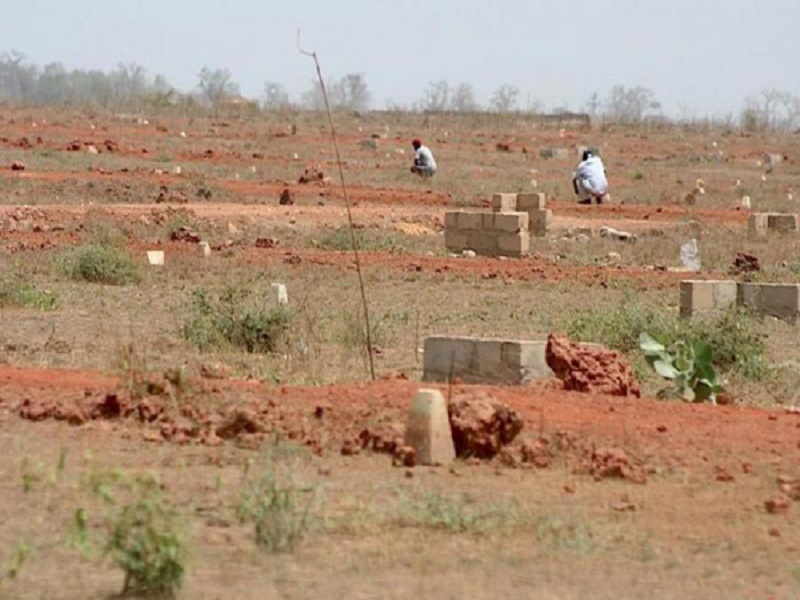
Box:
404;389;455;466
516;342;554;381
467;231;497;252
444;229;470;252
457;212;483;231
539;147;571;160
493;212;529;233
146;250;164;266
198;242;211;258
738;283;800;323
679;280;737;317
764;153;784;166
767;214;799;232
444;212;459;230
481;213;495;230
423;336;552;385
491;193;518;213
517;192;547;210
497;232;530;256
422;336;477;381
748;213;769;237
529;209;553;237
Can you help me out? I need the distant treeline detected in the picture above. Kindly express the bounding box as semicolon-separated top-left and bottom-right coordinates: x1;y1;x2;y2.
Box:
1;51;798;131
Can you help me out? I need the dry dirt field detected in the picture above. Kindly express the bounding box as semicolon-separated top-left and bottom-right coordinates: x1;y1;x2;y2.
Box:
1;106;799;599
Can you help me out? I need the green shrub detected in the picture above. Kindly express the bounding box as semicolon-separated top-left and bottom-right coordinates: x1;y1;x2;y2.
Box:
183;288;291;353
236;453;320;553
63;244;140;285
75;469;185;598
563;301;769;381
0;278;59;310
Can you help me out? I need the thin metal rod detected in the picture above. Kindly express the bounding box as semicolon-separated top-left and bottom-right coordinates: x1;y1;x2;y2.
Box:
298;31;375;380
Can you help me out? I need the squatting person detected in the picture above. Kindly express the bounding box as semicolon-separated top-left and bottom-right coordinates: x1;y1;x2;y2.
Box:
573;149;608;204
410;138;437;177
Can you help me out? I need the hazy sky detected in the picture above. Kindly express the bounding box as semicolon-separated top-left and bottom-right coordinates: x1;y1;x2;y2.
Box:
6;0;799;116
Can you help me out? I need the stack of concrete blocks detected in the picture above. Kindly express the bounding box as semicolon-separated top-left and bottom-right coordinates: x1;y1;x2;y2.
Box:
748;213;800;237
444;210;529;257
680;280;800;324
422;335;553;385
491;192;552;237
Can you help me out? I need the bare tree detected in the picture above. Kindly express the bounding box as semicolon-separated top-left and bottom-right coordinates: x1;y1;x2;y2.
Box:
490;84;519;113
197;67;239;106
585;91;602;117
336;73;371;111
449;82;479;112
603;85;661;123
262;81;291;110
418;80;450;112
743;89;800;131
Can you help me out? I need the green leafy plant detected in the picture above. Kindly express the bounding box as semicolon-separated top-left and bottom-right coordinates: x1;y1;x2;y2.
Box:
74;469;185;598
236;453;320;553
183;288;291;353
639;332;724;403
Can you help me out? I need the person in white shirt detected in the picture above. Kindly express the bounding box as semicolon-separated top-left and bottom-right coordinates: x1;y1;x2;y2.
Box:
573;149;608;204
410;138;437;177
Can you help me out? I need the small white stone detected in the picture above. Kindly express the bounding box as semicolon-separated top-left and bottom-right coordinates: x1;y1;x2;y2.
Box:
271;282;288;305
147;251;164;266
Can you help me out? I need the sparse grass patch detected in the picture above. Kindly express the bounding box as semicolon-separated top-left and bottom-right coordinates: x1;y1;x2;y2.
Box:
61;243;140;285
236;448;321;553
0;278;59;310
182;287;291;353
398;490;529;534
316;226;406;254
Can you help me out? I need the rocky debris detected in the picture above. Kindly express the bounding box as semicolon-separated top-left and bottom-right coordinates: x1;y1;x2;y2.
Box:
255;237;278;249
599;226;637;243
495;142;512;152
404;389;455;466
340;439;361;456
732;252;760;274
10;161;25;171
1;206;52;233
520;438;552;468
66;140;83;151
777;475;800;500
392;445;416;467
447;392;523;459
546;334;640;397
359;421;404;454
170;226;201;243
578;447;647;484
200;362;230;379
298;165;326;184
197;187;213;200
15;137;32;149
765;495;790;514
715;466;736;482
279;188;294;205
216;408;262;439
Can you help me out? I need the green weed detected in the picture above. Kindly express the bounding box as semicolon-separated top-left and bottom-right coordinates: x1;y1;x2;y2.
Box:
316;226;406;254
236;450;320;553
182;288;291;353
74;468;186;598
0;278;59;310
400;490;528;534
